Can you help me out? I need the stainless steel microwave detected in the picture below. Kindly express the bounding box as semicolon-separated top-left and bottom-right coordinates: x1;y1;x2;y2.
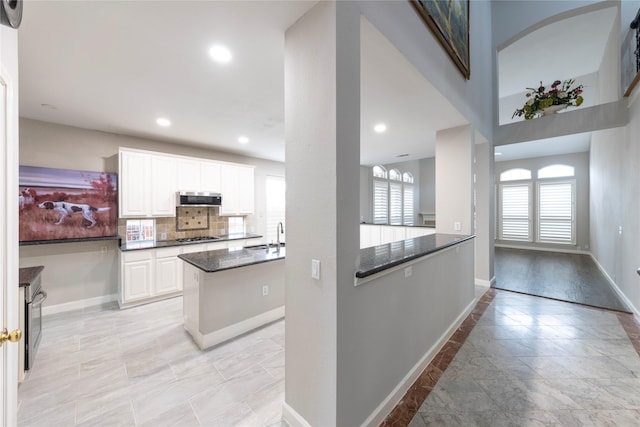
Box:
176;191;222;207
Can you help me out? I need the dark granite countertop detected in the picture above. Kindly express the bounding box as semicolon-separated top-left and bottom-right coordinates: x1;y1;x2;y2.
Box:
355;233;475;278
178;245;285;273
359;223;435;229
19;266;44;287
20;236;121;246
120;233;262;251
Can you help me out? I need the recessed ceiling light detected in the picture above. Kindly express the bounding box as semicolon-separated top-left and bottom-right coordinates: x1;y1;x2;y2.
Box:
208;45;232;64
374;123;387;133
238;136;249;144
156;117;171;127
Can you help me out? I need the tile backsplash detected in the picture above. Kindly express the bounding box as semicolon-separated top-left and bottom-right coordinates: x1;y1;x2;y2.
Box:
118;207;239;241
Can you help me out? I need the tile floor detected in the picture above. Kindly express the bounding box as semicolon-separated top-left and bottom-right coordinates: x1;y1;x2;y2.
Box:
19;289;640;427
17;297;285;426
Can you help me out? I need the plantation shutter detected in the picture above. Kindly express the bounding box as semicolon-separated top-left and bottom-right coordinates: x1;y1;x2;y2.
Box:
389;182;402;225
403;185;414;225
500;184;531;241
373;179;388;224
538;181;574;244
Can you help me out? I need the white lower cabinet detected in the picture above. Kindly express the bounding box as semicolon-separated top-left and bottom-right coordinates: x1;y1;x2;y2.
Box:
120;247;182;308
154;247;182;295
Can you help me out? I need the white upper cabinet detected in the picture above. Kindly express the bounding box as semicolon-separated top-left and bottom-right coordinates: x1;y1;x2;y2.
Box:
200;161;221;193
150;155;177;216
220;164;255;215
177;158;201;191
120;150;151;217
119;148;251;218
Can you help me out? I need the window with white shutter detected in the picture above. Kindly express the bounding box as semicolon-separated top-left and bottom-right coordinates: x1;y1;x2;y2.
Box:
403;185;414;225
389;182;403;225
499;183;531;241
537;180;575;244
265;176;285;244
373;179;388;224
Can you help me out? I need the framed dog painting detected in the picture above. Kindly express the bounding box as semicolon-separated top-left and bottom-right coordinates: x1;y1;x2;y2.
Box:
19;166;118;242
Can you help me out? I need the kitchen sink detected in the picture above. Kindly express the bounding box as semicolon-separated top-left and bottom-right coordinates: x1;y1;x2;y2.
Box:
245;243;285;250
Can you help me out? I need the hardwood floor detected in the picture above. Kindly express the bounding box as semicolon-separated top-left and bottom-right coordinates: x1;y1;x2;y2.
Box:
494;247;631;313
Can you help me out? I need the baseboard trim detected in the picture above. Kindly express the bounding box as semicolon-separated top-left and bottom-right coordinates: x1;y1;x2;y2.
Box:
475;276;495;288
282;402;313;427
361;297;477;427
495;243;590;255
43;294;118;317
194;306;285;350
589;254;640;316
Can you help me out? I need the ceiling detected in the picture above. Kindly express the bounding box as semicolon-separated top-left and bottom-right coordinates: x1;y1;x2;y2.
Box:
496;4;618;161
18;0;467;166
498;5;618;98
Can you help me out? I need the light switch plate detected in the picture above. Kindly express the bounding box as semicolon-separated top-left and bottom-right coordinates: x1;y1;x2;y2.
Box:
311;259;321;280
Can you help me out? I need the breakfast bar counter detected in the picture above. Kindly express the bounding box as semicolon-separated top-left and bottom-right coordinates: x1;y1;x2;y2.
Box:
180;245;285;350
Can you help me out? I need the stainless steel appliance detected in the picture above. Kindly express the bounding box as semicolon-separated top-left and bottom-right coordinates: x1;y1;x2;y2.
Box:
24;272;47;370
176;236;221;244
176;191;222;207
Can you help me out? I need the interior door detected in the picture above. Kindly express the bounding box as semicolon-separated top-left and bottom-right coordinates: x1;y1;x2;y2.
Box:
1;24;21;425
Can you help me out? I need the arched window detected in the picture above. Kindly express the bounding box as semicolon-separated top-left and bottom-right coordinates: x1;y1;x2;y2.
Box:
538;164;575;179
373;165;387;179
500;168;531;181
372;166;415;226
373;166;388;224
402;173;414;225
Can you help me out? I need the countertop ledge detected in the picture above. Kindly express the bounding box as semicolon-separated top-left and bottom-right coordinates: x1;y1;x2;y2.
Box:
120;233;262;251
355;233;475;279
178;246;285;273
19;266;44;287
20;236;121;246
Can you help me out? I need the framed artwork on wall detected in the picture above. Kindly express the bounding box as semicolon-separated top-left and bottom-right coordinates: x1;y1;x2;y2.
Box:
411;0;470;79
19;166;118;242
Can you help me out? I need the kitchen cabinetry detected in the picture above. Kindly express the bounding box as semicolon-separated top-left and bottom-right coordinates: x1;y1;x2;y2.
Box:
120;247;181;307
154;247;182;295
359;224;436;249
119;148;252;218
220;164;255;215
121;250;153;303
150;155;177;216
119;150;151;217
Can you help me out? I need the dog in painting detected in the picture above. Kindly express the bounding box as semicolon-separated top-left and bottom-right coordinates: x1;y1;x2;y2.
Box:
19;188;36;210
38;201;111;228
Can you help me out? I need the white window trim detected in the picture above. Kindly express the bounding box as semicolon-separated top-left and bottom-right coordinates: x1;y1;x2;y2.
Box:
498;182;533;242
536;179;576;245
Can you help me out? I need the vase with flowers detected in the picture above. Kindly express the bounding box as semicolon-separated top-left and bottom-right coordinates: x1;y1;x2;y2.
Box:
512;79;584;120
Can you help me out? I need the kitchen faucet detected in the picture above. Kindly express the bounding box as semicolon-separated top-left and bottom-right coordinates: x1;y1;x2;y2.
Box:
276;222;284;249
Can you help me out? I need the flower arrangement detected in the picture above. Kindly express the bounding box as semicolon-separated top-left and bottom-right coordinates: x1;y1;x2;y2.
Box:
512;79;584;120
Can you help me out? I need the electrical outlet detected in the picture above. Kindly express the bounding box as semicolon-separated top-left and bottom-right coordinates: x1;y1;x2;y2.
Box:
220;228;226;235
262;285;269;296
618;226;623;235
160;232;167;240
405;266;412;278
100;246;107;254
454;222;461;231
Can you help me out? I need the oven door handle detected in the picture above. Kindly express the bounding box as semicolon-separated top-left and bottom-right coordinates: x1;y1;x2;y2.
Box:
31;289;47;307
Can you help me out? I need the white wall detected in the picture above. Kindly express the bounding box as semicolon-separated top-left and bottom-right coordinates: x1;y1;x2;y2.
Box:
19;118;284;309
475;140;494;285
436;125;474;235
419;157;435;215
590;87;640;314
284;1;343;424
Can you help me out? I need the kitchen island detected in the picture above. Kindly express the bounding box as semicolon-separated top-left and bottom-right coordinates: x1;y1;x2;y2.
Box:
179;245;285;349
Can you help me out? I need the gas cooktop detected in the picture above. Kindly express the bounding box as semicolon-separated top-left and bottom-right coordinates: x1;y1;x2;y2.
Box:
176;236;221;244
